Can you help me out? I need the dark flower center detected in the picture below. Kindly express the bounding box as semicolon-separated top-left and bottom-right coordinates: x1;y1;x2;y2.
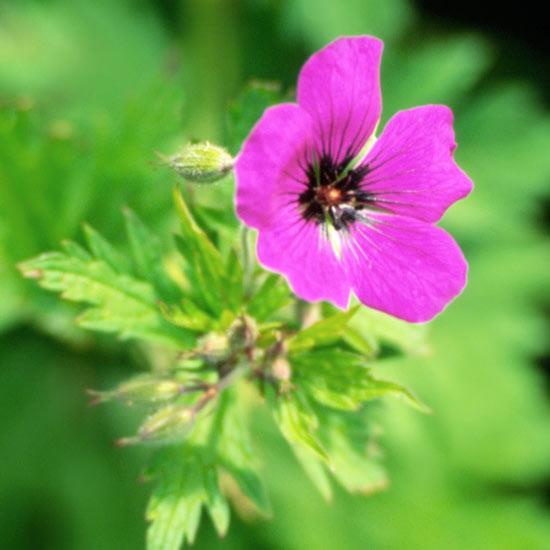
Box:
298;154;375;231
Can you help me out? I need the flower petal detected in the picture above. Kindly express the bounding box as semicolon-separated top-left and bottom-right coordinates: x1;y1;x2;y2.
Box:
257;206;350;308
235;103;313;230
361;105;473;223
297;36;383;164
342;214;468;322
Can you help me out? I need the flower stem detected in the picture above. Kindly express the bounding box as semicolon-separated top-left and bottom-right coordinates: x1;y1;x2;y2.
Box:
241;226;254;298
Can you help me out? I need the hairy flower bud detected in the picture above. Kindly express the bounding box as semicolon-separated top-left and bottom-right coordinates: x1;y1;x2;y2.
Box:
163;142;234;183
87;374;183;406
117;404;195;446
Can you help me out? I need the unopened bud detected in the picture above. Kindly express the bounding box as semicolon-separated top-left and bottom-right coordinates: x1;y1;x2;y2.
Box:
197;332;229;362
87;375;183;406
116;404;195;446
271;357;291;382
162;142;234;183
228;315;258;357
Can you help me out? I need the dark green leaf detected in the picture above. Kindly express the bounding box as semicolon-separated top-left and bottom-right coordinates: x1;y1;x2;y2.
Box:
226;81;285;154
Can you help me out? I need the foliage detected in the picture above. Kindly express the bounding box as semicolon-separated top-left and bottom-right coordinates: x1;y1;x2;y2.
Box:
1;0;550;549
20;180;422;547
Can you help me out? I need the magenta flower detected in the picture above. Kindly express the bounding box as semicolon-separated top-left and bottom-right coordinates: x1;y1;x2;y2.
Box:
235;36;473;322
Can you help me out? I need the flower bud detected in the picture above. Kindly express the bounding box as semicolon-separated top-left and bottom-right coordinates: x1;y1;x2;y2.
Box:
116;404;195;446
228;315;258;356
271;357;291;382
87;374;183;406
162;142;234;183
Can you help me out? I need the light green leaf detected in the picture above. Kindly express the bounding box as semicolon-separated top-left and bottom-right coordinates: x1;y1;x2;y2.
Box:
19;247;192;347
246;273;292;321
124;207;181;302
224;249;244;312
288;306;360;353
203;466;230;537
173;187;228;315
351;307;429;356
318;409;388;495
217;390;271;516
161;300;214;333
273;391;329;463
291;445;333;501
292;349;429;412
83;222;130;273
146;455;205;550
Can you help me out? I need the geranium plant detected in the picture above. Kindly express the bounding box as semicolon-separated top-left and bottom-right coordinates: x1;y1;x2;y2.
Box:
19;36;471;550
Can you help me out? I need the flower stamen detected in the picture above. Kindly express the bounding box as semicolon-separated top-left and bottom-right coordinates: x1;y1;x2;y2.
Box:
298;154;376;231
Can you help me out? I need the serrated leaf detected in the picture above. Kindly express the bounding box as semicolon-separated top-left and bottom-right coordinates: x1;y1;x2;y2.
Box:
224;249;244;312
124;207;181;302
173;188;229;315
161;300;214;333
203;466;230;538
146;455;205;550
216;390;271;516
19;247;192;347
288;306;360;353
60;239;91;261
246;273;292;322
318;409;388;495
83;223;130;273
272;391;329;463
292;349;429;412
291;446;333;501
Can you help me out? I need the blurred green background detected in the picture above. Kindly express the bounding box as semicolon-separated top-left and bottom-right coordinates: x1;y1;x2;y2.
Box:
1;0;549;548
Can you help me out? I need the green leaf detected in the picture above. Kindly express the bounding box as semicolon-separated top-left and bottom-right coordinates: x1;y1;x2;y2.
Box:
83;222;130;273
224;249;244;312
203;466;230;538
216;390;271;516
19;242;192;348
124;207;181;302
291;445;333;501
292;348;429;412
351;307;429;356
272;391;329;463
288;306;360;353
161;300;214;333
246;273;292;322
146;454;205;550
173;187;229;316
318;409;388;495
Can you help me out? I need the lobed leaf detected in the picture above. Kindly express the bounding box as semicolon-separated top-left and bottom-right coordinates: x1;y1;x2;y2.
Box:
19;241;192;348
288;306;360;353
291;348;429;412
272;391;329;463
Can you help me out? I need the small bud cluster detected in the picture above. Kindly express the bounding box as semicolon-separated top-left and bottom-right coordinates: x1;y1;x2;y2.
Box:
89;316;297;446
